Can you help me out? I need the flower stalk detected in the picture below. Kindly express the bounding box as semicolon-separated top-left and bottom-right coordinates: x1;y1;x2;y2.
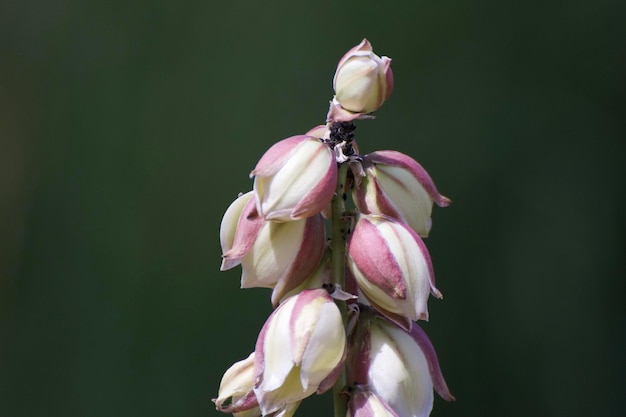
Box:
330;161;350;417
213;39;455;417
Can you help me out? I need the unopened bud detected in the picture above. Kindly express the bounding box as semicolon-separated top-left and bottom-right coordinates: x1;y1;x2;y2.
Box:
333;39;393;115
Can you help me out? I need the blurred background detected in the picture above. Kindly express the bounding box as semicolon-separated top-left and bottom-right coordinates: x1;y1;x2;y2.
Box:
1;0;624;416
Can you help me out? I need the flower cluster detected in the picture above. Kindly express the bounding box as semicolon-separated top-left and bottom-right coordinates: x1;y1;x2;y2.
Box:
214;39;454;417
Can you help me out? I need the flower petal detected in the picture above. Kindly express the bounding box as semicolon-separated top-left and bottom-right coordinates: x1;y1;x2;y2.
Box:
221;193;263;270
252;136;336;221
348;216;406;299
409;323;456;401
300;301;345;389
369;322;434;417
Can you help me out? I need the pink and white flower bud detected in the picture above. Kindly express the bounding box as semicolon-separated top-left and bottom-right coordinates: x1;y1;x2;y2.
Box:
354;150;451;237
214;353;260;417
253;289;346;415
213;352;301;417
333;39;394;115
349;316;454;417
347;214;442;327
220;192;326;306
250;135;337;221
347;388;399;417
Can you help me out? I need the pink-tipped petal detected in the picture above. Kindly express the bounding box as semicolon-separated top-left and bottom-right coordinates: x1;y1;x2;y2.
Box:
305;125;330;139
316;355;345;394
221;196;264;269
270;214;326;306
368;150;450;207
334;39;372;82
409;324;456;401
290;148;337;220
326;98;364;123
250;136;309;178
368;298;415;330
213;352;260;415
403;222;442;300
355;151;450;237
348;216;406;299
382;57;394;101
354;165;403;222
271;214;326;306
214;389;259;414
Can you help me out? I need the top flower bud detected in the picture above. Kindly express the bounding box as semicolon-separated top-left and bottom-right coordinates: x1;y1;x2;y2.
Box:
333;39;394;114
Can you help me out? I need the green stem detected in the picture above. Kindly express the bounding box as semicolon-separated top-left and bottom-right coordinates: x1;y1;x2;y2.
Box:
331;162;350;417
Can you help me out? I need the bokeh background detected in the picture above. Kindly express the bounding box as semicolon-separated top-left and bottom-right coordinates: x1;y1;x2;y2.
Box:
1;0;624;416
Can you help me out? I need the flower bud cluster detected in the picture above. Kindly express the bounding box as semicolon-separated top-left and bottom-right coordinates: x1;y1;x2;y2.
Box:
213;39;454;417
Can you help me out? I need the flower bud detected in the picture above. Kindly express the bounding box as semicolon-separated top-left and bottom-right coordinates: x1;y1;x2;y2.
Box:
250;135;337;221
347;214;442;327
214;353;260;417
220;193;326;306
213;352;301;417
333;39;393;115
253;289;346;415
349;315;454;417
354;150;451;237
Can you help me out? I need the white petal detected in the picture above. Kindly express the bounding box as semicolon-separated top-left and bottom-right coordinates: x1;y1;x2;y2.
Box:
377;165;433;236
257;140;331;218
241;220;306;288
215;353;255;408
220;192;254;257
218;353;255;397
260;298;297;392
257;368;315;415
369;324;434;417
300;301;345;388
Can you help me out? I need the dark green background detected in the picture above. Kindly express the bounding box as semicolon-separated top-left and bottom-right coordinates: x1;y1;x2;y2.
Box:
1;0;624;416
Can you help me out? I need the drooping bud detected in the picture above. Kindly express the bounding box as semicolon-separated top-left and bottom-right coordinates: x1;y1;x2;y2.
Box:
250;135;337;221
221;193;326;306
253;289;346;415
213;352;302;417
348;313;454;417
347;214;442;328
332;39;393;116
213;353;260;417
354;150;451;237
